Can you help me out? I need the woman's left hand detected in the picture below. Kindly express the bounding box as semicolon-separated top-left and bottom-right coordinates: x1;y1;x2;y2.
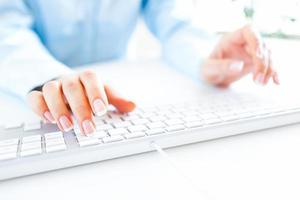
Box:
201;25;280;87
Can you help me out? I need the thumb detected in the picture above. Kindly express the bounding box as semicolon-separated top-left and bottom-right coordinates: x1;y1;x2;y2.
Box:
202;59;244;85
104;85;136;113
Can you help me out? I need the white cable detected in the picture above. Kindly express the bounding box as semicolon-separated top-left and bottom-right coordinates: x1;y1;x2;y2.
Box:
150;142;217;200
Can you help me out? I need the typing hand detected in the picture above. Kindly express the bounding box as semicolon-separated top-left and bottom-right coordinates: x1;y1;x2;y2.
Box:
201;25;280;87
27;70;136;135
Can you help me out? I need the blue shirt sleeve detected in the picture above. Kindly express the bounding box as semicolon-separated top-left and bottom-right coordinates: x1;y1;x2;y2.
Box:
142;0;218;80
0;0;71;99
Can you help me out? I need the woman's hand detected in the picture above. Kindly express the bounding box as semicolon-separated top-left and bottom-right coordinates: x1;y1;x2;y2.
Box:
27;70;136;135
202;25;279;87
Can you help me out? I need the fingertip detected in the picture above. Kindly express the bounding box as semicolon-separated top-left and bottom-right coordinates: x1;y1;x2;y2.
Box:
273;74;280;85
125;101;136;112
43;111;56;124
113;98;136;113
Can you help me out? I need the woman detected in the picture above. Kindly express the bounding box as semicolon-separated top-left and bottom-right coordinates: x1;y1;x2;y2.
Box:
0;0;278;135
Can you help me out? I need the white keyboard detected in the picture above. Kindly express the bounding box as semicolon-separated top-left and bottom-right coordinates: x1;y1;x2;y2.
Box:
1;92;300;180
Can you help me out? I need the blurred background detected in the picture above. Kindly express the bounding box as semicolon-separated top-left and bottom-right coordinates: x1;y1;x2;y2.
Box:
127;0;300;60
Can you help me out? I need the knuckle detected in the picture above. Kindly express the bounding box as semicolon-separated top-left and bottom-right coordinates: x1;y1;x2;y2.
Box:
42;81;58;93
90;85;102;94
27;92;45;113
62;77;78;91
205;73;223;84
27;90;40;99
74;104;90;116
81;69;96;79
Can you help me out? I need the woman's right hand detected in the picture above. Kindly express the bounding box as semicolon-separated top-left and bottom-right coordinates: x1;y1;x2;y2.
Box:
27;70;136;135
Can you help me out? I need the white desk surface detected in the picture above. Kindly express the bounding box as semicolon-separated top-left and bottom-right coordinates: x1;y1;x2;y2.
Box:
1;39;300;200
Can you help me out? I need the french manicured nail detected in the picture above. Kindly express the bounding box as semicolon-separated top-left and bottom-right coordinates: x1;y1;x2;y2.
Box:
255;73;265;85
229;61;244;72
82;120;95;135
93;99;107;116
43;111;56;124
59;115;73;132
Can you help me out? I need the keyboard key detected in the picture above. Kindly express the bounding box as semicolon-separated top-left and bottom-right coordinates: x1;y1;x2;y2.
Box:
102;135;124;143
199;113;218;120
124;132;145;139
4;121;23;129
146;122;166;129
164;119;184;126
44;132;64;139
0;145;18;154
24;121;41;131
183;116;202;122
166;125;185;132
122;115;140;121
94;119;105;126
236;112;256;118
185;121;204;128
108;128;128;136
0;138;19;147
165;113;183;119
112;121;131;128
149;115;166;122
45;138;65;146
131;118;149;125
77;136;100;147
141;112;156;118
0;152;17;161
141;107;157;113
128;125;148;132
220;115;239;121
204;118;223;124
21;142;41;151
22;135;41;143
181;111;199;117
108;113;124;119
20;147;42;157
104;118;123;124
92;131;108;139
46;144;67;153
96;124;113;131
146;128;165;135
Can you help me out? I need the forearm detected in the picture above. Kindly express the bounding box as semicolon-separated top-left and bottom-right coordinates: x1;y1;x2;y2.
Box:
142;0;219;80
0;1;71;99
162;25;219;80
0;30;72;99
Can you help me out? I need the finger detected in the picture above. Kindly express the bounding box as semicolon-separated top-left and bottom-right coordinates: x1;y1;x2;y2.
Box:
202;59;248;86
104;85;136;113
272;72;280;85
79;70;108;116
262;50;274;85
43;80;73;132
268;51;280;85
62;76;95;135
230;25;269;83
27;91;55;123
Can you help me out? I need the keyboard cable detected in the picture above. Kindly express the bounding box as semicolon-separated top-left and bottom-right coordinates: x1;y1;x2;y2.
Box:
150;142;217;200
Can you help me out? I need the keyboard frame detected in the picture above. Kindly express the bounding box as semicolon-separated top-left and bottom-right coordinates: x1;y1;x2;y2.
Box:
1;108;300;181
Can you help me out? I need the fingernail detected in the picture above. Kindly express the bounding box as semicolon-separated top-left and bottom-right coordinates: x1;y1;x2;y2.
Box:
255;73;265;85
256;45;264;58
273;74;280;85
43;111;56;124
93;99;107;116
82;120;95;135
59;115;73;132
229;61;244;72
